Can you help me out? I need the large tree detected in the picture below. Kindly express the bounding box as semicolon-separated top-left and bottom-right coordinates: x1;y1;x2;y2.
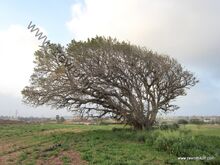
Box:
22;36;198;130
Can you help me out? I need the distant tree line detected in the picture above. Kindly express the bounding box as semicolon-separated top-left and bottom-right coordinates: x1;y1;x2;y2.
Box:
178;118;220;124
55;115;65;123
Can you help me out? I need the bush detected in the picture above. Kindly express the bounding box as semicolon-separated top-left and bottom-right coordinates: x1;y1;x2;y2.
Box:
160;122;169;130
170;123;179;131
177;119;188;125
160;123;179;131
112;127;133;132
154;136;176;152
136;134;145;143
60;117;65;123
154;135;212;157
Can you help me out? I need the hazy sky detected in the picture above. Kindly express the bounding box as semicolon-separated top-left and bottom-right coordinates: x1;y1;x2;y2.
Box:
0;0;219;117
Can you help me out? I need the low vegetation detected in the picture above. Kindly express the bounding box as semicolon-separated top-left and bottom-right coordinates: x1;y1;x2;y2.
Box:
0;123;219;164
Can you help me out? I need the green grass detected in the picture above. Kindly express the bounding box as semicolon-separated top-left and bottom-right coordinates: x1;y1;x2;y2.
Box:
0;123;219;164
184;124;220;136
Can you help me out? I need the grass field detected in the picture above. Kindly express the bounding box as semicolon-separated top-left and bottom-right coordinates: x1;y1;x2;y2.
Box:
0;123;219;165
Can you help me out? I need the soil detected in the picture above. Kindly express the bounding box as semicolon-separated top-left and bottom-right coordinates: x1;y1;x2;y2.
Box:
36;150;87;165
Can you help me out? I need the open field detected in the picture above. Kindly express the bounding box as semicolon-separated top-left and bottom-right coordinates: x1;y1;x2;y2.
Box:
0;123;219;165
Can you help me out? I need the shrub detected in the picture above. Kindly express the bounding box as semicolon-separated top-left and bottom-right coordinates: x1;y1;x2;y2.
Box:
170;123;179;131
160;122;169;130
60;117;65;123
159;123;179;131
154;135;211;157
136;134;145;143
112;127;118;132
112;127;133;132
154;136;175;152
177;119;188;125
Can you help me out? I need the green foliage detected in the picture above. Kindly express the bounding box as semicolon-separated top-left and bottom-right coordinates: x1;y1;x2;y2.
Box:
136;133;146;143
160;122;180;131
154;135;210;156
60;116;65;123
172;123;180;130
178;119;189;124
160;122;169;130
56;115;65;123
56;115;60;123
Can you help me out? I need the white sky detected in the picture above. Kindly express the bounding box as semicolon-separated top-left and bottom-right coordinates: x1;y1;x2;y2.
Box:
0;0;219;117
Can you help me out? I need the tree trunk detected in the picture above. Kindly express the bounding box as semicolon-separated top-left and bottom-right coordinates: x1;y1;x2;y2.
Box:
128;108;158;130
132;114;157;130
132;120;152;130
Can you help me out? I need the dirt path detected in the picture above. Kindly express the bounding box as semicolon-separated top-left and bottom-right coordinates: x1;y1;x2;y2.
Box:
36;150;87;165
0;150;87;165
0;126;88;164
0;151;20;165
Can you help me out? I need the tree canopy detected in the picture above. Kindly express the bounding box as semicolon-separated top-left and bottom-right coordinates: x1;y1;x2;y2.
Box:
22;36;198;129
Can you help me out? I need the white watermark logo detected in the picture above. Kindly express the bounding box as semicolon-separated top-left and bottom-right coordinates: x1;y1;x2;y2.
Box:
178;156;215;161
